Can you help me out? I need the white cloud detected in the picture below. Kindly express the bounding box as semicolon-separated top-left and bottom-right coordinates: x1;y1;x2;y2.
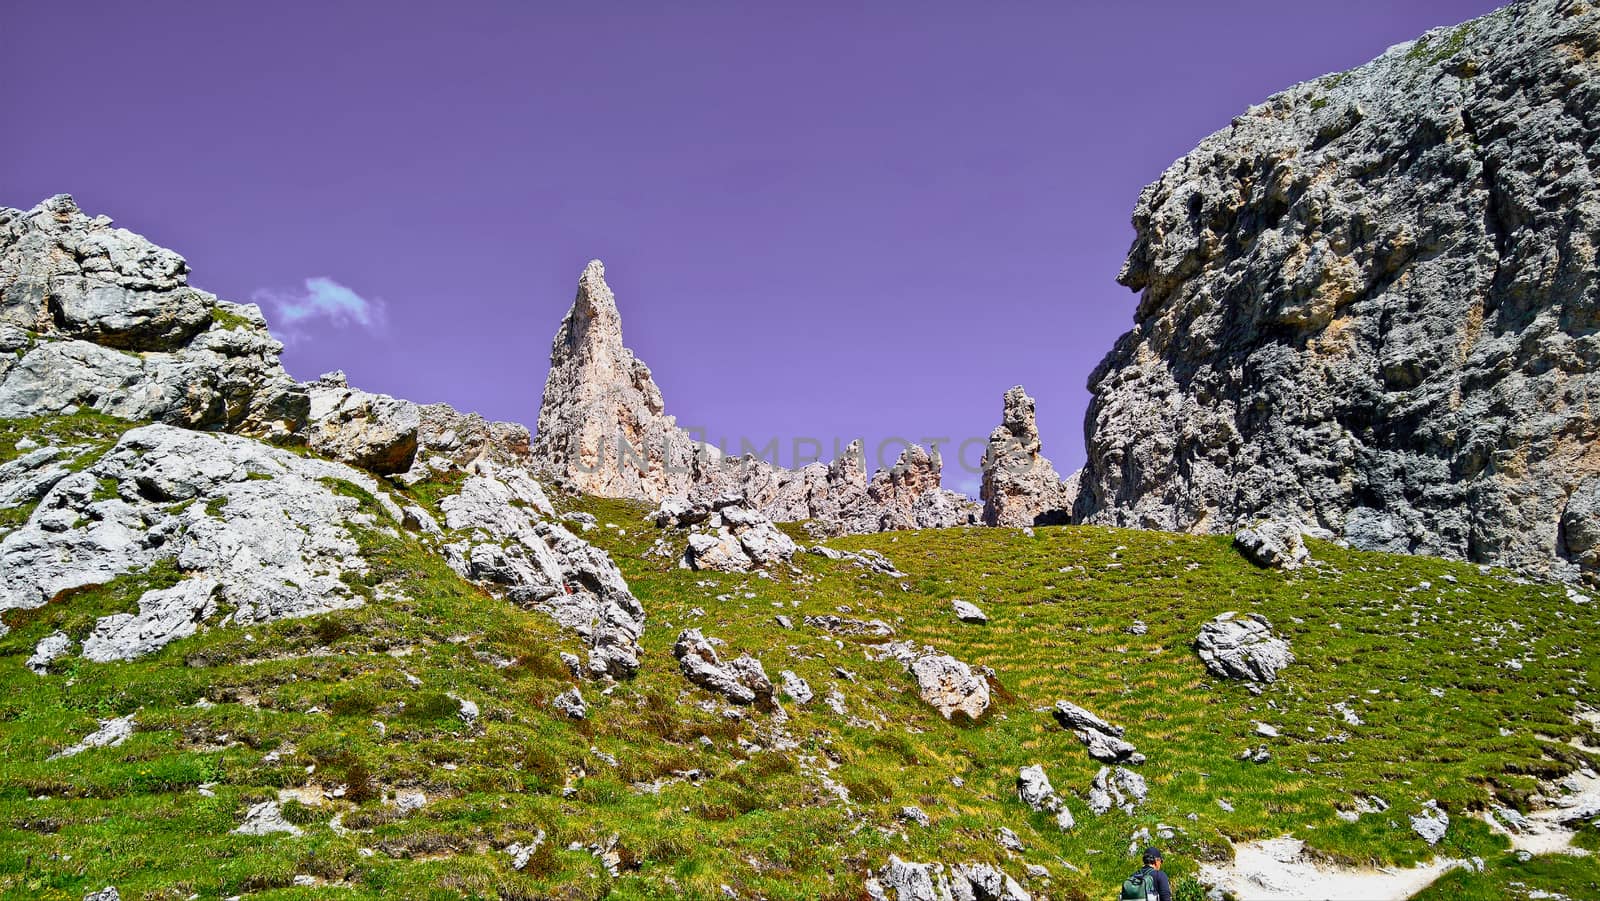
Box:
255;277;386;336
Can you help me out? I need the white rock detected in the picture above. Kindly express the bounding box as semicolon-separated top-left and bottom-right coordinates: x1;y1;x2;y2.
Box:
952;599;988;624
27;631;72;674
233;801;302;836
51;714;134;759
82;577;220;662
1411;800;1449;845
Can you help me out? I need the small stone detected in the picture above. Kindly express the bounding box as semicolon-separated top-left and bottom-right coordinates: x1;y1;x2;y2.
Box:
1411;800;1449;845
952;599;988;624
553;687;587;719
898;806;931;828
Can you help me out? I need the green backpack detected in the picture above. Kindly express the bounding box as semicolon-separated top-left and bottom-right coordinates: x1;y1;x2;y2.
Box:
1119;867;1156;900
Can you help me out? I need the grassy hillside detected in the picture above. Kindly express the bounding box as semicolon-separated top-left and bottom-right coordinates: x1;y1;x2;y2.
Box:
1;418;1597;900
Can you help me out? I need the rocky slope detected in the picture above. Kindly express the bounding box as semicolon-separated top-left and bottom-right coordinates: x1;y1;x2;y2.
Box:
533;260;979;534
1075;0;1600;581
0;194;648;679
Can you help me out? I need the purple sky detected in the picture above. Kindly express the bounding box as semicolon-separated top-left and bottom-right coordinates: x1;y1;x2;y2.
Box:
5;1;1501;495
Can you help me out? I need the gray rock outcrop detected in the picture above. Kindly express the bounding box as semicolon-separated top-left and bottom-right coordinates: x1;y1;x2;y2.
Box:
980;386;1077;527
779;669;814;704
50;714;135;760
952;599;987;624
1411;800;1450;845
438;464;645;679
532;260;979;533
868;855;1031;901
1017;764;1075;830
672;628;773;705
305;371;420;474
1087;766;1147;816
671;494;800;572
27;631;71;674
1195;613;1295;683
1074;0;1600;581
1051;701;1145;765
0;424;382;630
0;196;307;438
553;687;587;719
81;577;220;662
233;800;302;836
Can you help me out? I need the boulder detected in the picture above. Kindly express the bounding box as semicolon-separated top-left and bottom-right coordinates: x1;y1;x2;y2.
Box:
1087;766;1147;816
304;371;420;474
909;653;990;721
677;497;798;572
233;801;302;836
1411;800;1449;845
26;631;71;674
778;669;814;705
868;856;1031;901
805;614;895;638
553;687;587;719
1017;764;1063;815
1234;521;1310;570
1052;700;1145;764
672;628;772;705
1195;613;1295;683
952;600;988;624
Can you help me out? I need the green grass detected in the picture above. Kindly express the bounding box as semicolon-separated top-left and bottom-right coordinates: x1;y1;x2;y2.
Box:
0;443;1597;899
209;307;257;332
1406;21;1475;67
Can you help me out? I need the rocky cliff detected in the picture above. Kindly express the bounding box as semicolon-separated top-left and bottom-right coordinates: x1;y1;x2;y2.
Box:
533;261;980;533
1076;0;1600;580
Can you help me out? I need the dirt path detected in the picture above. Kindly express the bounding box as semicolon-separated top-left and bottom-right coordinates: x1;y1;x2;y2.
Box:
1198;837;1466;901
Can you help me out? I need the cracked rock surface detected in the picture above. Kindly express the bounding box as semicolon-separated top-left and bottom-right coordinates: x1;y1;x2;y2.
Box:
1075;0;1600;581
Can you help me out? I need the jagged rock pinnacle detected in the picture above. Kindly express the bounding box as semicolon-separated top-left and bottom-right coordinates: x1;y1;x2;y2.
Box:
980;385;1077;527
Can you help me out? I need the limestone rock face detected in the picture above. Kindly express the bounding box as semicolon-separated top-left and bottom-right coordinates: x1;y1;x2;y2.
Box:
1075;0;1600;580
405;402;532;477
0;196;307;439
0;425;385;635
533;260;700;502
533;261;979;533
980;386;1076;527
438;463;644;679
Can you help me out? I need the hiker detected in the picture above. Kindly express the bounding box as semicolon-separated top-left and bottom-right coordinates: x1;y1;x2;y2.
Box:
1119;847;1173;901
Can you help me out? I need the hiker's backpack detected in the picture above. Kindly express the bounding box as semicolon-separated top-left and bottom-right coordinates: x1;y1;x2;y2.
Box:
1119;867;1156;900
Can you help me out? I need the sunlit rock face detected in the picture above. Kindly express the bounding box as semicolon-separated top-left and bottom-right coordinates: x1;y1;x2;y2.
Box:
1075;0;1600;580
532;261;979;533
